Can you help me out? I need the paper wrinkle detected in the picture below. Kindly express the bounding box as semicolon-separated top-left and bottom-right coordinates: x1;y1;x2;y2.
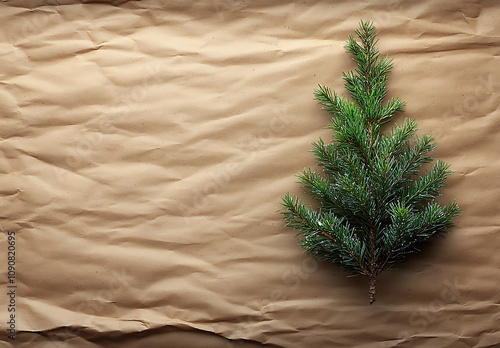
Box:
0;0;499;347
20;323;285;348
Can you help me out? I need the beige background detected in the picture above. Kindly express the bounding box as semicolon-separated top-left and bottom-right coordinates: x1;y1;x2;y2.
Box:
0;1;499;347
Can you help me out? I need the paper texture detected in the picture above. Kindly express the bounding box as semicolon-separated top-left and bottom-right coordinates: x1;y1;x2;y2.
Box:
0;1;498;347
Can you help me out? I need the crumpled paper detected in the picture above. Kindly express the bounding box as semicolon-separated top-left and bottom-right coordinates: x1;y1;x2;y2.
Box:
0;1;499;347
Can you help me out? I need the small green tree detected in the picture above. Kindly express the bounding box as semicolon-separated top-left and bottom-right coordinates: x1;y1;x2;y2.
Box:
281;21;460;304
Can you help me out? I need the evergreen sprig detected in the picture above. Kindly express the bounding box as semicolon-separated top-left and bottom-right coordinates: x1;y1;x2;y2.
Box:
281;20;460;304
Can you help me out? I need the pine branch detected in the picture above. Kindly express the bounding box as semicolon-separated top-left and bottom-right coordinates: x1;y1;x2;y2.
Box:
282;194;369;275
281;20;460;304
402;160;452;206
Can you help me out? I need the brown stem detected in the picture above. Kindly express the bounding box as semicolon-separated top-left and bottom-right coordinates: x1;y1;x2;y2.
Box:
369;275;377;305
368;227;377;304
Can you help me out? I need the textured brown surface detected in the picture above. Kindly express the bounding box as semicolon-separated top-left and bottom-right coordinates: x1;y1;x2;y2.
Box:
0;1;499;347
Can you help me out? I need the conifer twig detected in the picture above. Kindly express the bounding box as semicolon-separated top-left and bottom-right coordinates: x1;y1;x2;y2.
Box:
281;20;460;304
